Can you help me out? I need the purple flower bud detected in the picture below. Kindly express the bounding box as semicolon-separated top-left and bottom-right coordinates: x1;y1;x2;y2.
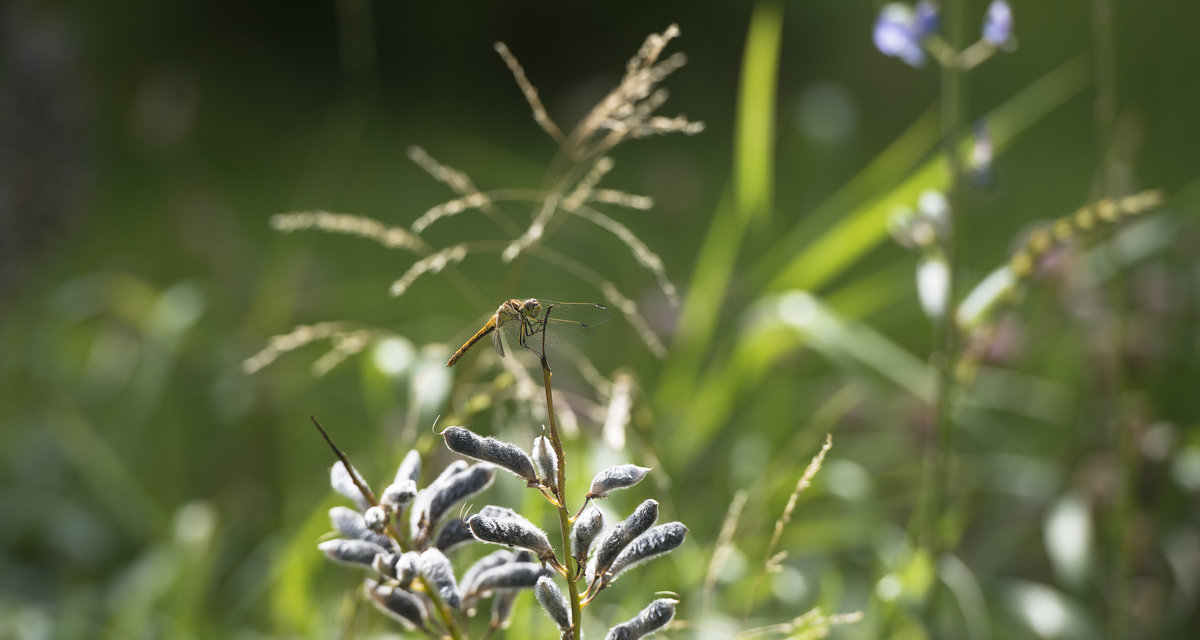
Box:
982;0;1014;47
913;1;940;38
588;464;652;499
604;598;678;640
319;538;386;568
365;579;428;631
419;548;462;609
535;576;571;631
442;426;538;483
468;514;555;561
873;3;927;67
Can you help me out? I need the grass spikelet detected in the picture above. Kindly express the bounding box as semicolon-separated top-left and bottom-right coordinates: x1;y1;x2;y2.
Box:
743;435;833;618
494;42;564;144
574;204;678;305
390;244;469;297
242;322;377;374
270;211;426;251
587;188;655;210
563;157;616;211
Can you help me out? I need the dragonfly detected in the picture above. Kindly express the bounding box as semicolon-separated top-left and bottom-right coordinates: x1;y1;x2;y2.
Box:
446;298;611;367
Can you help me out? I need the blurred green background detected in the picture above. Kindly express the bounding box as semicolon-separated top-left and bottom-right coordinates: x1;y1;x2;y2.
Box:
3;0;1199;638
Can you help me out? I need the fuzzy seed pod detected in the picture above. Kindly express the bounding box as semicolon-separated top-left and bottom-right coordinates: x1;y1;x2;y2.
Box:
419;548;462;609
330;461;372;511
532;435;558;492
461;549;516;607
372;551;399;578
408;460;468;536
603;598;677;640
395;449;422;485
471;562;550;594
587;464;651;499
535;575;571;631
591;500;659;582
394;551;420;588
570;504;605;567
329;506;392;548
363;505;388;531
442;426;538;483
434;518;474;552
604;522;688;587
319;539;386;568
426;464;497;529
365;579;428;631
468;514;555;561
491;590;517;630
380;479;418;510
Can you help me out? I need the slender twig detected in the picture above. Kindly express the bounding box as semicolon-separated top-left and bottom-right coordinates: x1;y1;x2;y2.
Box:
537;306;584;640
309;416;465;640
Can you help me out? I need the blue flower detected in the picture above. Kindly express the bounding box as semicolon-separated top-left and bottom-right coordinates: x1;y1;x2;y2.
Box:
982;0;1014;47
874;3;937;68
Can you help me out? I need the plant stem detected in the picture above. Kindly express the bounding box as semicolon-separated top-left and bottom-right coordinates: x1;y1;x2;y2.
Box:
925;0;966;617
538;307;583;640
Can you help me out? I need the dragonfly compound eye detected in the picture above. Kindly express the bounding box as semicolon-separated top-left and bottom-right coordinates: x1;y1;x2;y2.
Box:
523;299;541;313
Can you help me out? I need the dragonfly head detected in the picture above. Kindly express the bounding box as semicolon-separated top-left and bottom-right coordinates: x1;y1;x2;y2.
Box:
520;298;542;317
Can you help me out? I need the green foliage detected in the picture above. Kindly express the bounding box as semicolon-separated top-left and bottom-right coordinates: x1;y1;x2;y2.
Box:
3;2;1200;639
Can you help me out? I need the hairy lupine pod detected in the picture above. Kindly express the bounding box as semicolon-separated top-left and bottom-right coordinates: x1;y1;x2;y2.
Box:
532;435;558;492
535;575;571;632
492;590;517;630
329;506;392;548
380;479;418;510
319;539;386;568
395;551;421;588
442;426;538;483
426;464;497;529
591;500;658;581
363;505;388;531
471;562;551;595
435;518;474;552
468;514;555;561
461;549;515;602
395;449;422;486
571;504;605;567
408;460;468;537
330;461;372;511
587;464;651;499
604;522;688;587
365;579;429;631
603;598;678;640
419;548;462;609
479;504;524;520
373;551;399;578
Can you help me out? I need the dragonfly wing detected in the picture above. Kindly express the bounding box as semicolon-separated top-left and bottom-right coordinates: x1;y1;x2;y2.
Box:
534;317;598;347
493;323;506;358
535;301;611;328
